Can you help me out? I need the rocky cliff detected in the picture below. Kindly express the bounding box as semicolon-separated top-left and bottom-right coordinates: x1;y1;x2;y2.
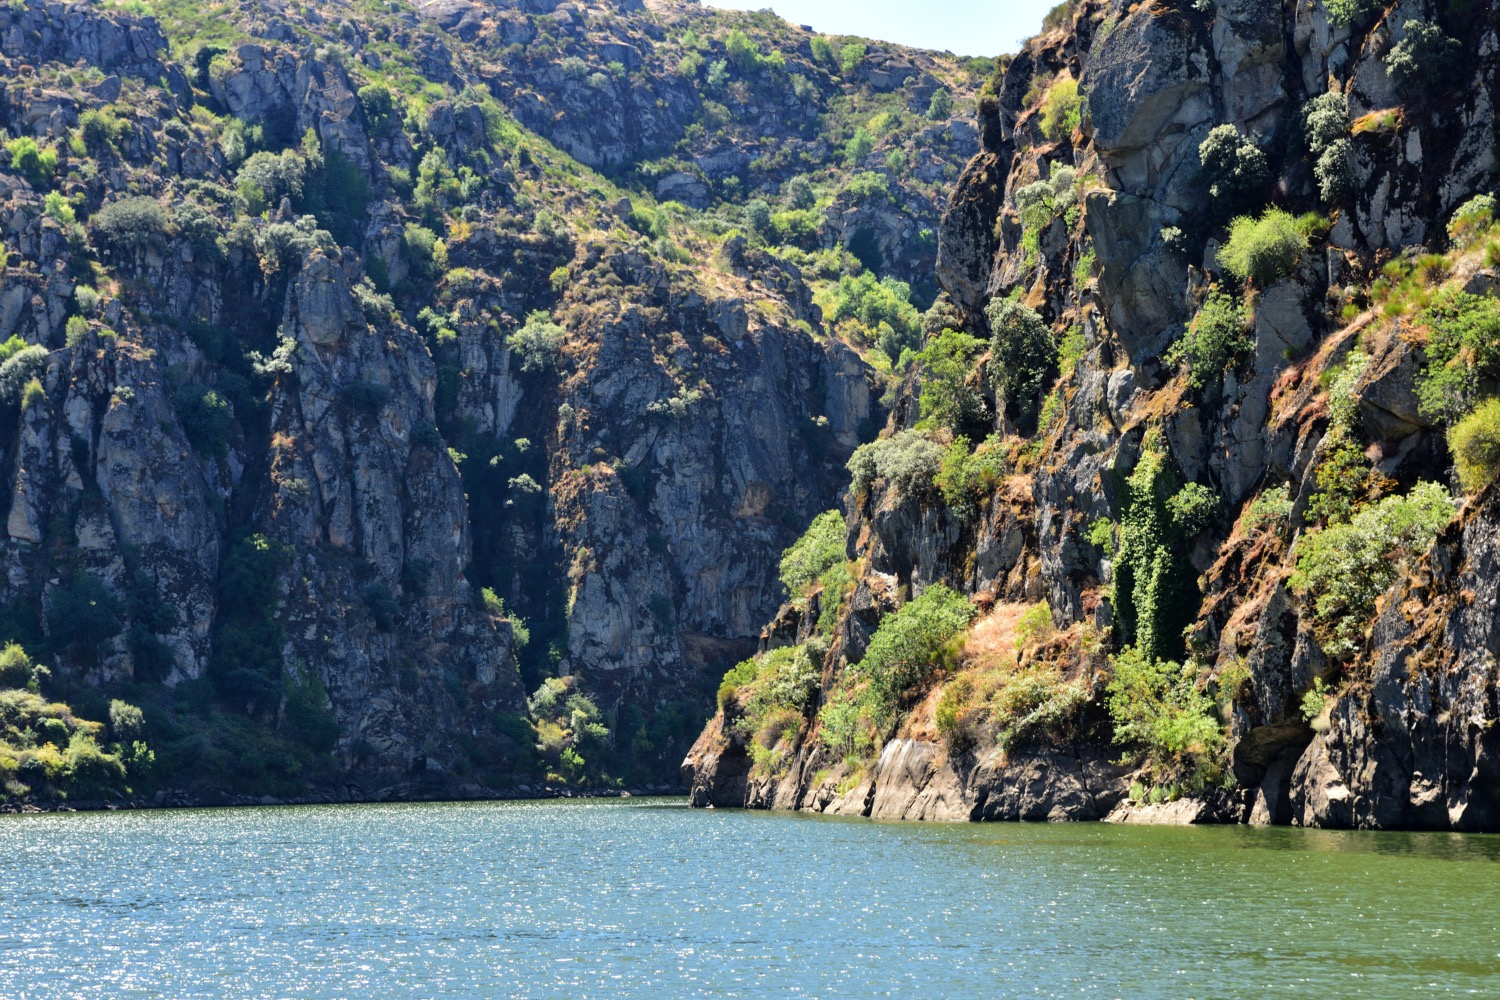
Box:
686;0;1500;831
0;0;987;801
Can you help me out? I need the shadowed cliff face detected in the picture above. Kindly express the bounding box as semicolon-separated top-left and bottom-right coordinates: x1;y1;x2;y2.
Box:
0;0;989;798
686;0;1500;831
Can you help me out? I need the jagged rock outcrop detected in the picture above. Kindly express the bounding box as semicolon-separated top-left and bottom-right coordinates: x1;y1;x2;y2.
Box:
687;0;1500;830
0;0;988;797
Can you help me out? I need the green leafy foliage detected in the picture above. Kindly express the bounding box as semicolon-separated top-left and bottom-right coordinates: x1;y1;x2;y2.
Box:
936;436;1006;521
1448;194;1496;248
1039;77;1081;141
847;429;943;497
1218;208;1307;286
985;298;1057;432
529;676;609;783
1290;482;1456;657
1415;290;1500;423
916;328;986;433
824;272;921;366
927;87;953;120
1198;124;1268;213
779;510;846;598
1386;21;1462;100
92;197;170;257
1448;398;1500;495
1324;0;1378;25
507;311;566;373
823;585;976;752
1167;290;1248;391
1106;646;1226;786
1113;436;1198;663
0;343;49;406
4;137;57;187
1303;92;1352;205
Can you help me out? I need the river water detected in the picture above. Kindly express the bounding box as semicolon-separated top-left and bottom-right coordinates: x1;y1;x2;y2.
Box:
0;798;1496;998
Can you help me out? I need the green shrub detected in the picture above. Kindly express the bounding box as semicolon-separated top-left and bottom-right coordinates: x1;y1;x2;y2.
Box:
1167;482;1219;536
854;584;975;703
842;126;874;166
1245;484;1293;533
927;87;953;120
1106;646;1226;786
823;272;921;365
916;328;986;433
1448;398;1500;495
1217;208;1307;286
358;84;397;134
839;42;866;74
92;197;170;257
1039;77;1081;141
43;191;75;225
76;108;128;154
779;510;846;597
108;699;146;742
1386;21;1462;100
402;222;447;281
1113;435;1198;662
1290;482;1456;656
0;643;34;688
172;384;232;455
5;137;57;187
507;310;565;373
1168;290;1248;390
1303;92;1352;204
935;436;1007;521
1415;289;1500;423
1325;0;1378;25
20;378;44;412
1198;124;1268;212
1448;194;1496;248
846;429;943;497
986;298;1057;431
0;344;48;405
237;149;308;215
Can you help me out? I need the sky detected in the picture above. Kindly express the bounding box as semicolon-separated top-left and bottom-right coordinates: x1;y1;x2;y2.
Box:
702;0;1058;58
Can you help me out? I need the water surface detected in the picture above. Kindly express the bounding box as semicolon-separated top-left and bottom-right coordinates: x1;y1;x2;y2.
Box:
0;799;1496;998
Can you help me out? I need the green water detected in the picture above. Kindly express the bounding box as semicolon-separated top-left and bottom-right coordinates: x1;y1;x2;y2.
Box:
0;800;1497;998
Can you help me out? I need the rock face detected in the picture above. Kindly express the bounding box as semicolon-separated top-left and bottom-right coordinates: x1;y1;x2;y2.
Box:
0;0;987;796
686;0;1500;830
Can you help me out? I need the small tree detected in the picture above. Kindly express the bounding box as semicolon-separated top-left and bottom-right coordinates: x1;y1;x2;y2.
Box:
1449;398;1500;495
1217;208;1307;286
1198;124;1268;213
1386;21;1462;100
927;87;953;121
507;311;565;373
986;298;1057;431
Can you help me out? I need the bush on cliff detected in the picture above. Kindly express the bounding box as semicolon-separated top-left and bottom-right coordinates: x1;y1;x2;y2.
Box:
1106;646;1226;788
779;510;846;598
847;429;943;498
1218;208;1306;287
1167;289;1249;391
1290;482;1456;657
1449;399;1500;495
1415;289;1500;423
1199;124;1268;214
916;328;987;434
986;298;1057;433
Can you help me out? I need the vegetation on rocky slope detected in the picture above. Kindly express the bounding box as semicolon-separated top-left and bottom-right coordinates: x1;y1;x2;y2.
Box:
0;0;988;801
688;0;1500;830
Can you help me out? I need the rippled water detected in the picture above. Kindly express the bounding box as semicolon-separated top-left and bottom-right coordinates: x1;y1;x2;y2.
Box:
1;799;1497;998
